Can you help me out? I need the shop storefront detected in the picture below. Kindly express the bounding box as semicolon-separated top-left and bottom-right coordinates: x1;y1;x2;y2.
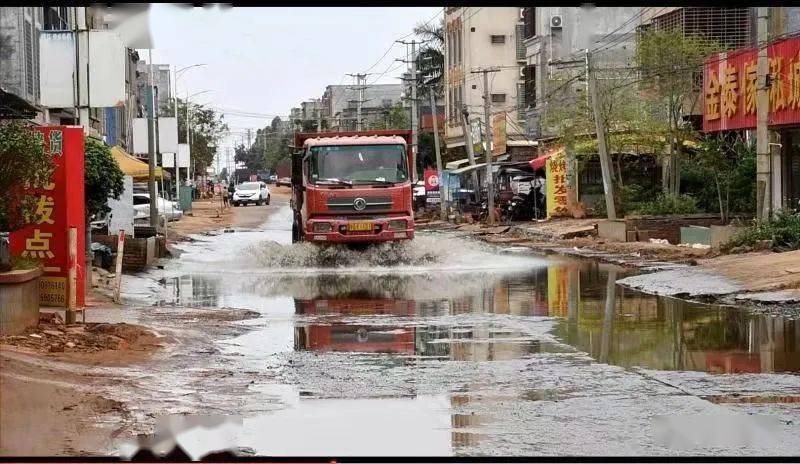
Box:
704;35;800;212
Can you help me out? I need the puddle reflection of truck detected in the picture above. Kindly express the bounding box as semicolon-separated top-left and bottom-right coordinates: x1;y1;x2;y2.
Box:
294;297;415;353
291;130;415;244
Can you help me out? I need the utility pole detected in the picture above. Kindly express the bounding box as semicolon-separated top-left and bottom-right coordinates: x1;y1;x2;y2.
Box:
410;40;418;182
756;7;770;223
397;40;419;182
461;106;481;203
347;73;368;131
587;51;617;220
147;50;159;227
429;86;445;220
473;68;500;225
246;128;252;149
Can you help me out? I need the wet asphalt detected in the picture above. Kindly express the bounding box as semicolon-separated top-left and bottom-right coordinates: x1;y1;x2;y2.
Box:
108;194;800;457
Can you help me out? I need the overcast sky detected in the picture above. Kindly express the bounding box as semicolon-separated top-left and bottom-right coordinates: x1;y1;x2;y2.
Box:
144;5;440;165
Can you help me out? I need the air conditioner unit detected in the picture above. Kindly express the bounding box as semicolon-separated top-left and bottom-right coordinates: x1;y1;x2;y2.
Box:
519;67;526;78
519;8;525;20
550;15;563;29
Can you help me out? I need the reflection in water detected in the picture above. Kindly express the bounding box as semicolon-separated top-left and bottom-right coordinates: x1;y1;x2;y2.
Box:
286;261;799;374
159;261;799;374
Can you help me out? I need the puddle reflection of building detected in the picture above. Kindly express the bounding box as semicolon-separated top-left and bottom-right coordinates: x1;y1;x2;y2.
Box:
164;275;221;308
449;393;482;451
550;263;800;374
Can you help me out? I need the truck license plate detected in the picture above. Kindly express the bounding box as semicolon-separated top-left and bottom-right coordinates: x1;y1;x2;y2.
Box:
347;221;373;232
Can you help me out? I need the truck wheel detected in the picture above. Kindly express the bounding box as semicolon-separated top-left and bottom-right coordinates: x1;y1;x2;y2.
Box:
292;220;300;243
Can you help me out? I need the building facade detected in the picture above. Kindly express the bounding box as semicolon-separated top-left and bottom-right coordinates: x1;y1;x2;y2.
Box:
136;62;171;117
321;83;403;131
0;7;44;121
443;7;527;159
521;6;643;140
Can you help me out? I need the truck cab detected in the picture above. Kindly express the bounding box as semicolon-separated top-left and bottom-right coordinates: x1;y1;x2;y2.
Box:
291;130;415;244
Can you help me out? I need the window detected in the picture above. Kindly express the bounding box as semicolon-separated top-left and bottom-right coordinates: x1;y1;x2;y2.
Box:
491;35;506;44
523;7;536;39
524;65;536;108
491;93;506;103
24;19;34;96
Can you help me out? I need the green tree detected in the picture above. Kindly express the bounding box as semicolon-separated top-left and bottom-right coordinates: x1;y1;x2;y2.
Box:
414;18;445;101
84;137;124;220
636;30;722;195
371;103;410;130
176;98;228;177
0;122;52;233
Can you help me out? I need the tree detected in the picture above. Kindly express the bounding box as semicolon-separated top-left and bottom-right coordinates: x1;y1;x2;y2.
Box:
0;122;52;271
219;167;228;181
84;137;124;221
0;122;52;233
176;98;228;177
636;30;722;194
414;19;445;101
371;103;410;130
688;134;756;222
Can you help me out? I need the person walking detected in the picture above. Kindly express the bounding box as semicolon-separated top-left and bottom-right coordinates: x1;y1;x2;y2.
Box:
222;184;230;207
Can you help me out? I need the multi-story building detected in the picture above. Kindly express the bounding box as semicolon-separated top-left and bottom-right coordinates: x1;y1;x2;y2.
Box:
136;62;172;117
521;6;644;140
321;83;403;131
104;49;140;150
443;7;534;161
0;7;44;121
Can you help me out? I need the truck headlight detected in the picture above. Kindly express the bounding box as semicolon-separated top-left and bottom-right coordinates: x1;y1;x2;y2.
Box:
312;222;332;232
388;219;407;230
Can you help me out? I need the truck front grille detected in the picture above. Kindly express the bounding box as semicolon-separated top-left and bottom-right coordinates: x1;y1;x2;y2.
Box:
326;196;393;212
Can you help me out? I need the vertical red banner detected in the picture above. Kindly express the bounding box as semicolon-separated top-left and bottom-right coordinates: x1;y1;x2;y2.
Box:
9;126;86;307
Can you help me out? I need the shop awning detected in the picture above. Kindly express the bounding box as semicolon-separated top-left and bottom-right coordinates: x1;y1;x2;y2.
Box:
529;146;565;170
111;146;166;179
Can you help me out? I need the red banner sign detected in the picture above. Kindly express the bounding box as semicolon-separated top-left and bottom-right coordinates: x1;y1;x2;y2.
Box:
10;126;86;307
704;36;800;132
424;169;439;191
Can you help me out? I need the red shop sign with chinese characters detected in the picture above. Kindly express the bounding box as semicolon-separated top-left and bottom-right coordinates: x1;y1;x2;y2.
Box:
9;126;85;307
704;36;800;132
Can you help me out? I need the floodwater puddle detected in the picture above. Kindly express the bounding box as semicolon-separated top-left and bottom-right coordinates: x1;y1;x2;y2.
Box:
127;206;800;456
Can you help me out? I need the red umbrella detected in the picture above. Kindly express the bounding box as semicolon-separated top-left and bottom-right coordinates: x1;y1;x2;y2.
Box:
529;147;565;171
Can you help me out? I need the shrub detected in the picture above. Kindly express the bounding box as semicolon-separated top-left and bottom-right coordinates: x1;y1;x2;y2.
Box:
631;193;699;216
726;209;800;252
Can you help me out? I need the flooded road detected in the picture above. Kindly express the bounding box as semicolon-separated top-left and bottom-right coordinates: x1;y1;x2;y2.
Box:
117;197;800;457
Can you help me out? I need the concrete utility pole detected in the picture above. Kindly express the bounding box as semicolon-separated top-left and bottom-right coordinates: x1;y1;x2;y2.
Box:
147;50;159;227
347;73;368;131
397;40;420;182
461;107;481;203
756;7;771;223
246;128;252;149
587;51;617;220
410;40;418;182
429;86;445;220
473;68;500;225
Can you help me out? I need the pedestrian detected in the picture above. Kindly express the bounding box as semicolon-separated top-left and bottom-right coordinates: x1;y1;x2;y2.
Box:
222;186;230;207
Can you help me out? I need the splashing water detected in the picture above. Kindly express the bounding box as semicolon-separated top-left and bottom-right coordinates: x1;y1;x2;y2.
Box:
244;235;449;268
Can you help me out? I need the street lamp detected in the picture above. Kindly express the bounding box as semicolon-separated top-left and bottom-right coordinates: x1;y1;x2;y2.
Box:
185;89;214;192
173;63;208;202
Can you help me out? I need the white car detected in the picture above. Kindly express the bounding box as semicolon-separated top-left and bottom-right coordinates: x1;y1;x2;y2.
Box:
232;181;270;206
133;193;183;222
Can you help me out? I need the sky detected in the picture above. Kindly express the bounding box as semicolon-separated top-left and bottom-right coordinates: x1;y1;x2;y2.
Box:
143;5;440;169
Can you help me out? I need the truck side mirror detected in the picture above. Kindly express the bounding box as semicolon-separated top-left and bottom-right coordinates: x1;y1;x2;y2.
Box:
291;151;303;186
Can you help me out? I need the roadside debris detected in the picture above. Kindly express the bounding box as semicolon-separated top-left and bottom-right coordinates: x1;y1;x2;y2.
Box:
0;321;163;355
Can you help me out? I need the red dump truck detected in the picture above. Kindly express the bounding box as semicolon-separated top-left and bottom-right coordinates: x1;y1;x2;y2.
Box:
291;130;415;244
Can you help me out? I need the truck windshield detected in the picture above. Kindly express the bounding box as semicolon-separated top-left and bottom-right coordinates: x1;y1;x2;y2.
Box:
309;144;408;184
